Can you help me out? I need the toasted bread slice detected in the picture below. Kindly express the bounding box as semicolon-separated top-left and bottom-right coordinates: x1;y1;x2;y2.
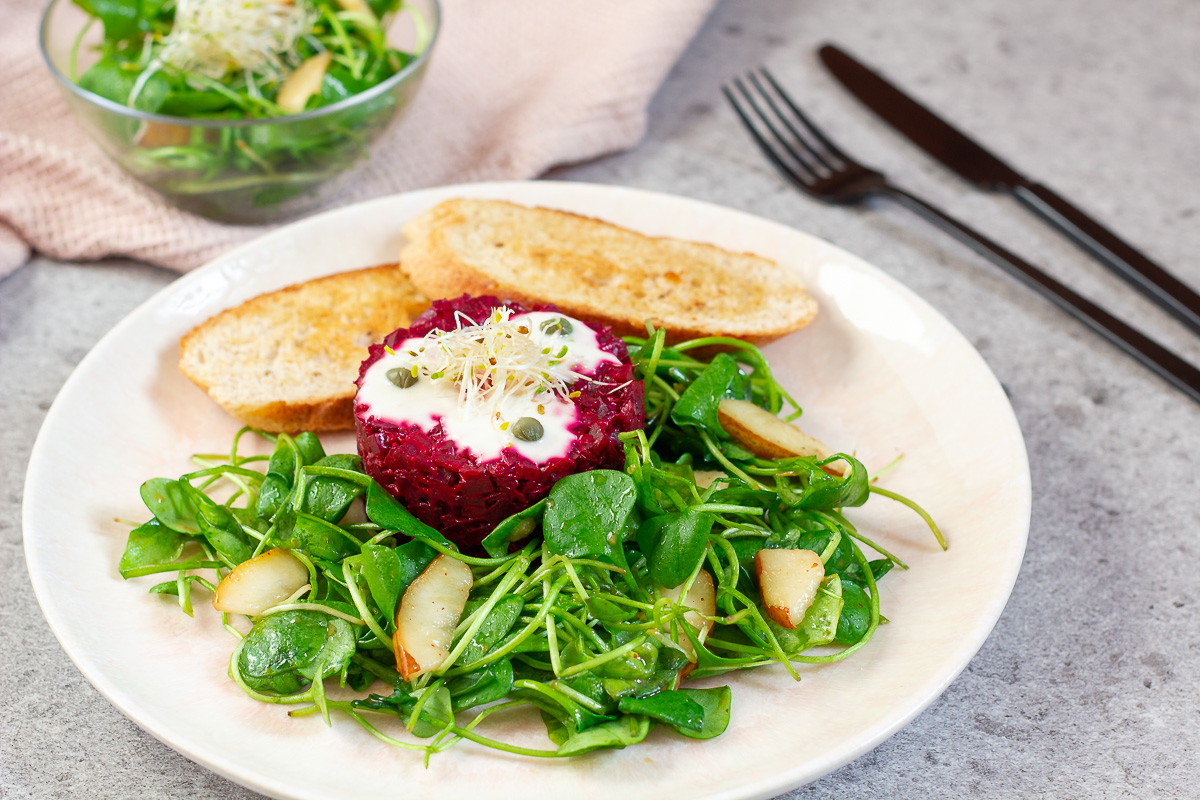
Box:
399;199;818;342
179;265;429;433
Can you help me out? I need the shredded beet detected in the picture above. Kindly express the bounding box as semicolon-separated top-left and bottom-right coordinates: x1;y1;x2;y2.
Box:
355;294;643;551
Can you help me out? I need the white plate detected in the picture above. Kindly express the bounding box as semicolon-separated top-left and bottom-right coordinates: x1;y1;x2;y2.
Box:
23;181;1030;800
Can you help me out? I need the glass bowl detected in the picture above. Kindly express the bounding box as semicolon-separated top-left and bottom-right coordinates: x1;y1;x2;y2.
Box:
39;0;440;224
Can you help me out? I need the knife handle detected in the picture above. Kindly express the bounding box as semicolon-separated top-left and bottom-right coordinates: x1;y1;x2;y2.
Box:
885;186;1200;406
1012;182;1200;337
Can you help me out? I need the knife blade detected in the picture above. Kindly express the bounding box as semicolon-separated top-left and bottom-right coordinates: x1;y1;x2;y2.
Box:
819;43;1200;338
818;44;1025;189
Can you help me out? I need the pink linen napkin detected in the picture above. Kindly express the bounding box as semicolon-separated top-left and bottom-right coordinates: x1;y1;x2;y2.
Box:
0;0;717;279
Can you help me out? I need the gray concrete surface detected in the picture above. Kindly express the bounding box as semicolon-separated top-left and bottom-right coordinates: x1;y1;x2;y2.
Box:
4;0;1199;796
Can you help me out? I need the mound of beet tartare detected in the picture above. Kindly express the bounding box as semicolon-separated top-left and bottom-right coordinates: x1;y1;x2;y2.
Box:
354;294;643;551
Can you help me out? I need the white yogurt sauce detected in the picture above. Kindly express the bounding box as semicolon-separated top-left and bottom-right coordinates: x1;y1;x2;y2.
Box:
357;311;620;464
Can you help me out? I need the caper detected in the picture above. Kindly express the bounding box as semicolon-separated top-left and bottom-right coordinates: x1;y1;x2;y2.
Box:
386;368;418;388
539;317;573;336
511;416;544;442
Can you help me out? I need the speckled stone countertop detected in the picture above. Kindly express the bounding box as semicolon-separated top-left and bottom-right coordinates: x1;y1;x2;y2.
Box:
3;0;1198;797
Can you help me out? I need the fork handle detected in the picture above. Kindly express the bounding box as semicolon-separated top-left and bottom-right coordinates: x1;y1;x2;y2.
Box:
1011;182;1200;337
884;186;1200;406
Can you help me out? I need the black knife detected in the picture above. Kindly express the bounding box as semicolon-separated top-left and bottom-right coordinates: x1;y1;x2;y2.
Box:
819;43;1200;338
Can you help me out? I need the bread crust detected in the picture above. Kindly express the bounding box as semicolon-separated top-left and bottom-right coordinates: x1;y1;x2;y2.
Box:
178;264;428;433
399;199;817;343
223;397;354;434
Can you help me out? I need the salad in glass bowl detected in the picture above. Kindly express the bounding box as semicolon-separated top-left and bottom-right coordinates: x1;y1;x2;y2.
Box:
40;0;439;222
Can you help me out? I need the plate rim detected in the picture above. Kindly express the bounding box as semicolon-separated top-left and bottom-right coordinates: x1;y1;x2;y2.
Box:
23;179;1031;799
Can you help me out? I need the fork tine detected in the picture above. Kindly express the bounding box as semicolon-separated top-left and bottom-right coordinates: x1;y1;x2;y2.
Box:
722;83;816;191
730;77;826;181
758;67;857;166
745;71;838;174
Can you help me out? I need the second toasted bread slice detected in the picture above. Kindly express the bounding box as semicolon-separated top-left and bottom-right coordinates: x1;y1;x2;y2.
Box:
179;264;429;433
399;199;817;342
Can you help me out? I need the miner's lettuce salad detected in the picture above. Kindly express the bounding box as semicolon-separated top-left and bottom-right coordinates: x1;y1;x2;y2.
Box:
117;326;944;759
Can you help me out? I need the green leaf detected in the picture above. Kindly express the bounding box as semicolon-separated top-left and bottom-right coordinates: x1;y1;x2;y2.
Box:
617;690;705;731
447;658;514;711
139;478;201;534
798;573;843;644
255;436;310;519
189;494;254;565
657;455;696;484
118;519;187;578
515;680;614;735
843;557;894;584
543;470;637;559
237;610;355;694
369;0;407;17
280;512;359;562
460;595;524;664
351;685;413;712
315;453;363;472
869;557;894;581
158;89;233;116
77;55;172;113
674;686;732;740
655;637;693;673
782;456;870;510
835;578;871;645
481;499;545;558
320;64;374;104
77;60;133;104
601;668;679;701
560;674;615;714
359;544;404;620
635;513;668;555
255;473;291;519
266;435;300;483
593;639;658;680
302;472;363;522
357;684;456;738
768;575;844;652
77;0;140;43
584;596;637;623
555;714;651;756
688;636;773;679
364;482;455;551
409;685;454;738
495;628;550;653
342;659;374;692
727;535;767;573
643;508;714;589
293;432;326;466
130;70;170;113
541;709;570;746
669;353;750;438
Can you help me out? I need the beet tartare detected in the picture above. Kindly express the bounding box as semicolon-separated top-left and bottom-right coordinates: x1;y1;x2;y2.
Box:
354;294;643;551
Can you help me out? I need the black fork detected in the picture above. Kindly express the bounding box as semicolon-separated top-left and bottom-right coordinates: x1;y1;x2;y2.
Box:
724;69;1200;408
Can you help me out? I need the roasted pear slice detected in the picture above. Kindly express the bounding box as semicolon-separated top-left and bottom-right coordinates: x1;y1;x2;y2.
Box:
755;548;825;629
277;52;333;113
660;569;716;677
393;555;473;680
213;548;309;616
718;398;844;475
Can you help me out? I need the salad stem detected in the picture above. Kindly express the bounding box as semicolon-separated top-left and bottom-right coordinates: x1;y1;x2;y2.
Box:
869;486;948;550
